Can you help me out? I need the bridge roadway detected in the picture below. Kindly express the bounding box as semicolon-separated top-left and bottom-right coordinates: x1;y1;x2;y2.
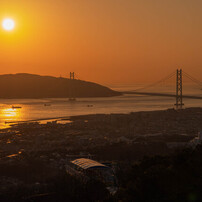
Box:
123;91;202;100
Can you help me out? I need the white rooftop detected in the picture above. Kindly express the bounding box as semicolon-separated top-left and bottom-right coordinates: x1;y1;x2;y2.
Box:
71;158;108;170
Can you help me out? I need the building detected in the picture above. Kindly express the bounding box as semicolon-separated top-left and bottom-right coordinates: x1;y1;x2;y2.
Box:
66;158;118;194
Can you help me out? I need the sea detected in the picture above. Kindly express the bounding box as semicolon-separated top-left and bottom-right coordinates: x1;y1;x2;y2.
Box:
0;84;201;129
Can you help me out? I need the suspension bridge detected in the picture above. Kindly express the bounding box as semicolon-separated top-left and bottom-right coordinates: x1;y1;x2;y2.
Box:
123;69;202;109
69;69;202;109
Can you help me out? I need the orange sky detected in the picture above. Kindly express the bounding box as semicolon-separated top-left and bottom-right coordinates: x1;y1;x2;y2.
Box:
0;0;202;84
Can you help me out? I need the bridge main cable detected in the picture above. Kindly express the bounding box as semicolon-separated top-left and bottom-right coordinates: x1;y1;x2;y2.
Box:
131;71;176;92
182;71;202;88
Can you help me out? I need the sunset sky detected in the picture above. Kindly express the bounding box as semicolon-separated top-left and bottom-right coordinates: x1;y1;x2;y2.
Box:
0;0;202;84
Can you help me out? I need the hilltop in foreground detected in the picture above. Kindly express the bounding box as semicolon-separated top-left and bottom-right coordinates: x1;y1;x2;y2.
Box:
0;73;121;99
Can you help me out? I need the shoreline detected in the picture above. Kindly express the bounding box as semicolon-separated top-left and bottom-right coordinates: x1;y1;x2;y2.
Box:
2;108;170;129
2;106;201;128
0;106;201;161
5;116;71;124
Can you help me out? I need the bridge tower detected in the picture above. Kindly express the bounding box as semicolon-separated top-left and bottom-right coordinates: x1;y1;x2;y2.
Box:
69;72;76;101
175;69;184;109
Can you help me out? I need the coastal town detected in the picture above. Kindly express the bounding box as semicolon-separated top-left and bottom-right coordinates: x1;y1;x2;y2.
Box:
0;107;202;199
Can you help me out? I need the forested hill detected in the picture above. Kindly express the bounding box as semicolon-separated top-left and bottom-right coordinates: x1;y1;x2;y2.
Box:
0;73;121;99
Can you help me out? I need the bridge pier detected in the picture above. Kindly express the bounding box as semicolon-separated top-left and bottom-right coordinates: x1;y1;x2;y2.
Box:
69;72;76;101
175;69;184;109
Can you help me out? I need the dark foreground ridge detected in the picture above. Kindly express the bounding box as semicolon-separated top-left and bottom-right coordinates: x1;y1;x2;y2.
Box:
0;73;121;98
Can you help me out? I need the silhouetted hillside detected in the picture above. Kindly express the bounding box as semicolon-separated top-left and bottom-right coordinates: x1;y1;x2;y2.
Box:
0;73;121;99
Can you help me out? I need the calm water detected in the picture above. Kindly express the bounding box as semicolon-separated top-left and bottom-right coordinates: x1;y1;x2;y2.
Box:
0;84;201;128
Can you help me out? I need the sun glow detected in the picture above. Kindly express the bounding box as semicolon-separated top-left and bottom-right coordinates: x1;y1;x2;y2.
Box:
0;107;23;129
2;18;15;31
1;108;21;118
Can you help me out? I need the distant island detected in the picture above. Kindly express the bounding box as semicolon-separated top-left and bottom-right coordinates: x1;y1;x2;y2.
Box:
0;73;121;99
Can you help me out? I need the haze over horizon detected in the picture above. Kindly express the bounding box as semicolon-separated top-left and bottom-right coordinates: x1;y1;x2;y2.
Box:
1;0;202;84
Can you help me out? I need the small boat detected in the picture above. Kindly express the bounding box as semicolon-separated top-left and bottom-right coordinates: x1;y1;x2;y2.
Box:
69;98;76;102
87;105;93;107
44;103;51;106
12;105;22;109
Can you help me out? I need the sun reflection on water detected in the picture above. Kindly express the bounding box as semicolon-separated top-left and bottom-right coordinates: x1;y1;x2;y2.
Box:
2;108;21;118
0;107;23;127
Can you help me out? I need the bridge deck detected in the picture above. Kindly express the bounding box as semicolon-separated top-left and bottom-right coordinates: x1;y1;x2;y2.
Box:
123;91;202;100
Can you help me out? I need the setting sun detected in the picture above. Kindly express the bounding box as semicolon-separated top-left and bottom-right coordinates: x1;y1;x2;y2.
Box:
2;18;15;31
